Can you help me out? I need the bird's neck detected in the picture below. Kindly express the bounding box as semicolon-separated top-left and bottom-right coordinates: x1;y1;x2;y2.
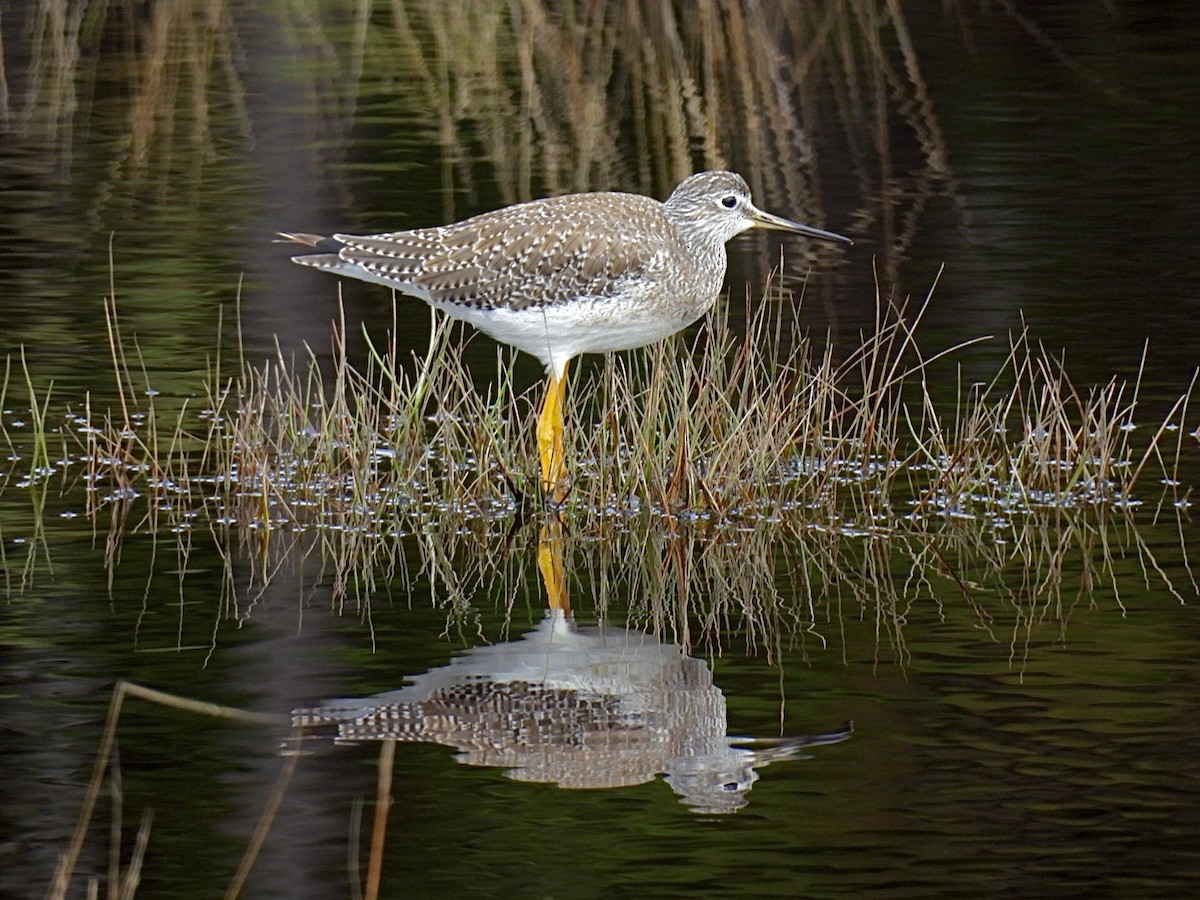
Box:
683;236;729;302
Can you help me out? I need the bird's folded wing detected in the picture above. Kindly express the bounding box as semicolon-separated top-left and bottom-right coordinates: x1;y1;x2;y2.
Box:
336;205;668;311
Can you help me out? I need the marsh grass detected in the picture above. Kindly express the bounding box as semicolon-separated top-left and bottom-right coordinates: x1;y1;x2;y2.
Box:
45;269;1197;543
0;263;1195;665
0;268;1184;652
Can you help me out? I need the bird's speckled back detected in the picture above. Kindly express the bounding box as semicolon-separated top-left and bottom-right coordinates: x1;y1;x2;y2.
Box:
335;189;696;312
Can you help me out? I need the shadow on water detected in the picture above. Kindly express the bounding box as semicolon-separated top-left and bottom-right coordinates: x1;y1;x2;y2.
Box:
293;521;853;817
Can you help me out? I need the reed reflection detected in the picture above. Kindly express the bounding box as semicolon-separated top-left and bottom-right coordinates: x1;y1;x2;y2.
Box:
295;520;851;814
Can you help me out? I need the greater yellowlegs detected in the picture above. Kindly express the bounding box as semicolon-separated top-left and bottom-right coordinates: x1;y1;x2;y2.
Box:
281;171;851;501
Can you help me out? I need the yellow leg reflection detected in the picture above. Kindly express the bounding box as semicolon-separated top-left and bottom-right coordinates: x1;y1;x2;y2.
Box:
536;519;569;614
537;360;571;502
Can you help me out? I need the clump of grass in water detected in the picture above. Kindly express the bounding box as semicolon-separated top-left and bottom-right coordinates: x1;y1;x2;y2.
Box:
8;278;1195;658
43;273;1199;542
580;272;992;522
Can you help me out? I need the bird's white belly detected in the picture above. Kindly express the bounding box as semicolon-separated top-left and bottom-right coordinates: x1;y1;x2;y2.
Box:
436;293;709;378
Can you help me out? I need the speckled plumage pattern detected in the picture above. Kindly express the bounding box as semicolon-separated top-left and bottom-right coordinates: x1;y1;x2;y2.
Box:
292;610;855;811
281;171;851;380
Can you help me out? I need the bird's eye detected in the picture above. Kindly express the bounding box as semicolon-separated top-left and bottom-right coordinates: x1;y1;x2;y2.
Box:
720;195;737;209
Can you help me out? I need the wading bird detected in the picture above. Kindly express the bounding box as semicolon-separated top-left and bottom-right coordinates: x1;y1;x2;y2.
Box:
281;171;851;502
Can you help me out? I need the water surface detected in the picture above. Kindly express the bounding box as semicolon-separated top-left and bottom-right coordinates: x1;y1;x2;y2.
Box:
2;2;1199;897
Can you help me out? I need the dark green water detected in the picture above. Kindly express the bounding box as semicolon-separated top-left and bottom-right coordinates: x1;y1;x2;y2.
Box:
2;2;1199;897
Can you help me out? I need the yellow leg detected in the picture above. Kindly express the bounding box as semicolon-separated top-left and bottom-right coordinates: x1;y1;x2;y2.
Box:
537;361;570;501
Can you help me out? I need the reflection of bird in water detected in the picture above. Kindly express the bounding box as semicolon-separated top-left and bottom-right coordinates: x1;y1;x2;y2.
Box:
294;610;851;813
280;171;851;501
